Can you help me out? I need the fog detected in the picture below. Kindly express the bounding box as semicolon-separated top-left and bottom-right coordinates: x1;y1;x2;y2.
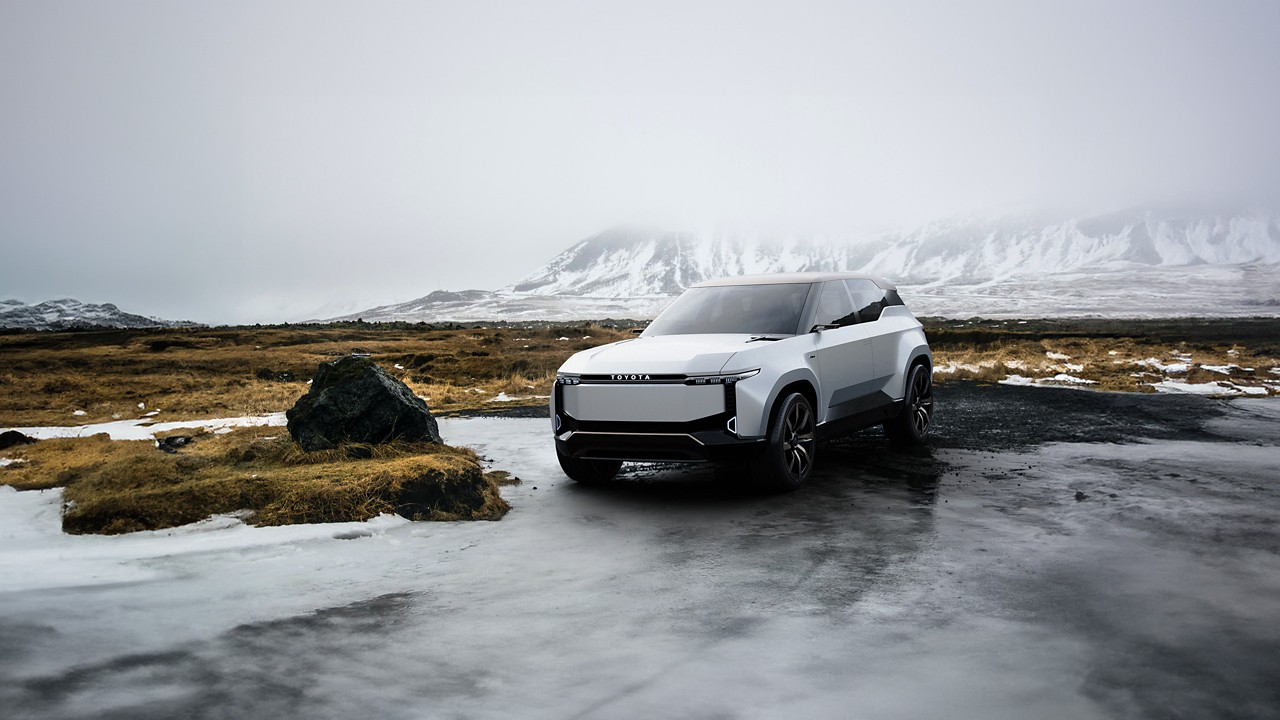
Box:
2;1;1278;324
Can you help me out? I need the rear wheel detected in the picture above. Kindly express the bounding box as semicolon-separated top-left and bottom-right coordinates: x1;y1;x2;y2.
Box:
556;451;622;483
885;363;934;445
749;392;817;491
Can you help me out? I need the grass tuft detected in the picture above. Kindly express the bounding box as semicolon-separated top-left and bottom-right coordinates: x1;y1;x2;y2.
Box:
0;427;508;534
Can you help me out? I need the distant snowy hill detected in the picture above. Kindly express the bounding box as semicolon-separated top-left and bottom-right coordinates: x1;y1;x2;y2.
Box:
508;210;1280;296
333;208;1280;322
0;299;198;331
325;289;673;324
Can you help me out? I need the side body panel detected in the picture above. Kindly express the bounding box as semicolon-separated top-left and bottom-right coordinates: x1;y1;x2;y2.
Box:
810;324;875;423
721;334;820;438
733;365;819;438
874;306;932;401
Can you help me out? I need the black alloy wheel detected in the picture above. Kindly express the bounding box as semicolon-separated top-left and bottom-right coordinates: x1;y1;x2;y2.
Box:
886;363;934;445
750;392;817;491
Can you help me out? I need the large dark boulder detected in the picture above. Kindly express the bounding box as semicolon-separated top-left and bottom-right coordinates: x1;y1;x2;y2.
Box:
286;356;441;451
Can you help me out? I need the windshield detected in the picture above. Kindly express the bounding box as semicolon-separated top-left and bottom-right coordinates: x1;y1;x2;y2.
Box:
643;283;813;336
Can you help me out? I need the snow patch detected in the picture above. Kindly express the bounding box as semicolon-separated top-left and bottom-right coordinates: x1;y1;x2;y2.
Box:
999;374;1097;388
0;458;28;467
998;374;1035;386
1133;358;1190;373
1047;373;1097;385
1045;351;1071;360
935;362;977;375
3;413;288;441
1150;380;1267;397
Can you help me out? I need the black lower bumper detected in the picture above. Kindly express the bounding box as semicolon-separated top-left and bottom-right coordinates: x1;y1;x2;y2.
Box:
555;428;765;463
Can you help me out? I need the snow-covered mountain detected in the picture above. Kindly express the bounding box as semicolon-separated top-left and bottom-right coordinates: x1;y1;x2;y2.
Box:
0;299;198;331
334;208;1280;322
507;210;1280;296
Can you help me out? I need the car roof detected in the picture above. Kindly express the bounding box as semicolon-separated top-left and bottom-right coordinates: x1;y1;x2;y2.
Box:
690;271;897;290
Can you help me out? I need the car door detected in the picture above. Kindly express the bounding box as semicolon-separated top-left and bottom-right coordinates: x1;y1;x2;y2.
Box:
845;278;903;395
809;281;875;423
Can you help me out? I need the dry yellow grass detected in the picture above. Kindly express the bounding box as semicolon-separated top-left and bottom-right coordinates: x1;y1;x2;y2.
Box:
0;324;632;427
1;320;1275;431
0;426;507;534
930;334;1278;394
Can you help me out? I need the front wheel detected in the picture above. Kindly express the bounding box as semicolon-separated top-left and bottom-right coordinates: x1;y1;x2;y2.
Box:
748;392;817;492
885;363;934;445
556;451;622;483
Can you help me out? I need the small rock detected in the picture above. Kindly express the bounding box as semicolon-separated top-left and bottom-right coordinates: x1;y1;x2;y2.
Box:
0;430;37;450
256;368;297;382
156;436;194;454
1108;493;1118;498
1074;491;1089;502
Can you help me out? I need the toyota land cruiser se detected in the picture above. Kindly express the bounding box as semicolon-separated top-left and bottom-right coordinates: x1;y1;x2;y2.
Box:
551;272;933;490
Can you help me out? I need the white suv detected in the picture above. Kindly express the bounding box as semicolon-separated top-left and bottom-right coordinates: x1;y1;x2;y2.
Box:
551;273;934;490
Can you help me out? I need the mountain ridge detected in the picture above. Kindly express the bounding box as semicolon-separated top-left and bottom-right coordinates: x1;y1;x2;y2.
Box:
505;209;1280;297
0;299;199;331
330;207;1280;322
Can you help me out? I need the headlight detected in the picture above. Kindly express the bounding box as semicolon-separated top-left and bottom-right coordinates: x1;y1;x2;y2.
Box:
685;369;760;386
556;374;581;385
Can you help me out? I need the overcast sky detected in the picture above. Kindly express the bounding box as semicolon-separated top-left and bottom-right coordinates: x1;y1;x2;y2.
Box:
2;1;1279;324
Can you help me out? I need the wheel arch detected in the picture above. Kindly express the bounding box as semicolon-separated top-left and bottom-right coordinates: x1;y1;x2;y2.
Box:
898;343;933;399
765;379;818;436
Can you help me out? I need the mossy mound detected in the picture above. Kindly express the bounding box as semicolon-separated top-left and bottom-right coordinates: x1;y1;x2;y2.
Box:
0;427;508;534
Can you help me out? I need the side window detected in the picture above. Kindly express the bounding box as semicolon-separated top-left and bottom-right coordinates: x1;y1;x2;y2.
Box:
845;279;888;323
813;281;857;328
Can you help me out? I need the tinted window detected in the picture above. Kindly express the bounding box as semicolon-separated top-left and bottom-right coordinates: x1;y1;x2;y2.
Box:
644;283;812;336
813;281;857;328
845;279;888;323
884;288;905;307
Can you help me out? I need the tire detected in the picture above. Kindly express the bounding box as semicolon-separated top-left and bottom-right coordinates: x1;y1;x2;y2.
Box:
556;451;622;483
885;363;934;445
748;392;817;491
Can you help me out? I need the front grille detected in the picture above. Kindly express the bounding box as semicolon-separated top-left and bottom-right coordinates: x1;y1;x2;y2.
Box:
578;374;688;384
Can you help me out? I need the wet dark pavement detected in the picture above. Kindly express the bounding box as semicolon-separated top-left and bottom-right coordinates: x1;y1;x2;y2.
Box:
1;382;1278;719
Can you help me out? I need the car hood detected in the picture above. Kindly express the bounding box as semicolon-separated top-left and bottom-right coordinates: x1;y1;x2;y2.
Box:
559;334;770;376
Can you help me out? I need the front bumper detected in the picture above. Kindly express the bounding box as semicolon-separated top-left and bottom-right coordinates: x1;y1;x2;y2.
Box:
555;425;765;463
553;380;765;463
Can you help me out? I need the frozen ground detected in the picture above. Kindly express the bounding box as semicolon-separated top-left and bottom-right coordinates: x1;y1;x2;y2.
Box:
2;384;1279;719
